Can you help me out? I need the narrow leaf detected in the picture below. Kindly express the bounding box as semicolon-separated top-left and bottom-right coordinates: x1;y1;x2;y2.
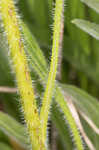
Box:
62;84;99;129
0;111;28;148
72;19;99;40
81;0;99;13
0;142;12;150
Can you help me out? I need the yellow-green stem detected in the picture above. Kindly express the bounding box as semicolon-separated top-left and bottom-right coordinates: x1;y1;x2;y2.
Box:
0;0;46;149
55;86;84;150
40;0;64;143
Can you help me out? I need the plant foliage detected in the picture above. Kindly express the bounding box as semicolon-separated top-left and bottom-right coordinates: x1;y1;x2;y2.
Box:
0;0;99;150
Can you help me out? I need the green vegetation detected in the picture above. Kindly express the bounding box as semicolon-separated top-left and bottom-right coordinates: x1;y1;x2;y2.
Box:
0;0;99;150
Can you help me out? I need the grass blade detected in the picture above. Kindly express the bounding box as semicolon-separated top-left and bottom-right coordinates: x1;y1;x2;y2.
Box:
62;84;99;128
0;111;28;148
0;142;13;150
81;0;99;13
72;19;99;40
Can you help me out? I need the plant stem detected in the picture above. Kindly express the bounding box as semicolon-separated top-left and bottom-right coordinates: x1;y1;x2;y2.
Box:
55;86;84;150
40;0;64;143
22;19;84;150
0;0;46;149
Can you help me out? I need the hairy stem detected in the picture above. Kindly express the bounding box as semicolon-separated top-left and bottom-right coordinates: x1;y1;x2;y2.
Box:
40;0;64;143
0;0;46;149
22;17;84;150
55;86;84;150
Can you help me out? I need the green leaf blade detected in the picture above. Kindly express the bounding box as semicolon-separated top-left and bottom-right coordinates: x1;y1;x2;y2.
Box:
62;84;99;129
81;0;99;13
0;142;13;150
72;19;99;40
0;111;28;148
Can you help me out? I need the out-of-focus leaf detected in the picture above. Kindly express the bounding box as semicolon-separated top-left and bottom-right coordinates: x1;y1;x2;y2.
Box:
18;0;50;45
72;19;99;40
63;34;99;86
0;111;28;149
81;0;99;14
63;0;99;89
0;142;12;150
61;84;99;149
22;22;48;80
62;84;99;128
64;0;91;55
0;26;21;119
80;115;99;150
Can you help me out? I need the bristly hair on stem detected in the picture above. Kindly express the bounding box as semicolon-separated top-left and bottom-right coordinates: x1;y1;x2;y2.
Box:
40;0;65;144
0;0;46;149
0;0;84;150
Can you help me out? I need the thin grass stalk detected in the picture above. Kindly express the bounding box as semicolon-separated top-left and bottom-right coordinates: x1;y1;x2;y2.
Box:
40;0;64;143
